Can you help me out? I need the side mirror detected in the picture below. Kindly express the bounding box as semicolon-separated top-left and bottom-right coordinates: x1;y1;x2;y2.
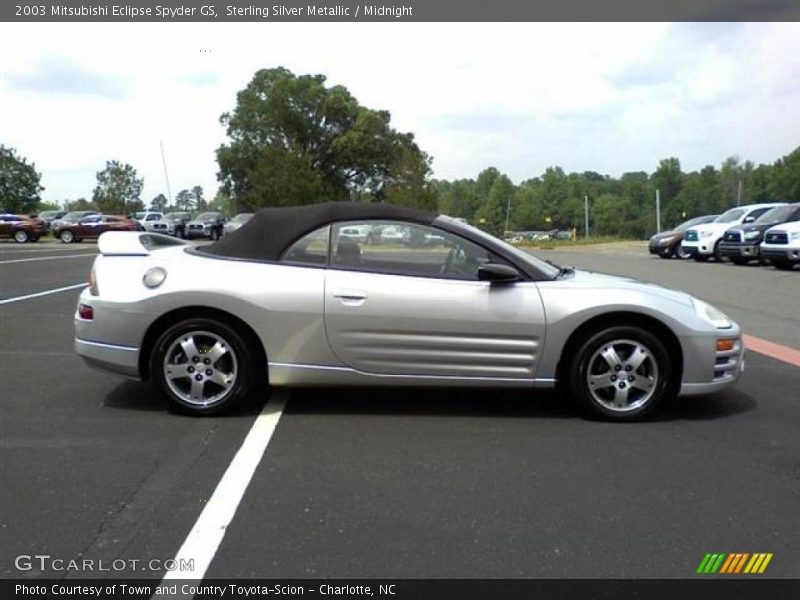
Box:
743;216;756;224
478;263;521;284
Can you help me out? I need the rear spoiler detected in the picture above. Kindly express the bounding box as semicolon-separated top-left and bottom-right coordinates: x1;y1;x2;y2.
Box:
97;231;190;256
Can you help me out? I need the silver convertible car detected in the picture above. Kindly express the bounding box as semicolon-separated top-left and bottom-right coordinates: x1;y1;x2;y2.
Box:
74;203;744;421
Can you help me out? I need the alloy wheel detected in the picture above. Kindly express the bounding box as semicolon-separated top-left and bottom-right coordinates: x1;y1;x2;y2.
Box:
586;339;659;412
162;330;238;407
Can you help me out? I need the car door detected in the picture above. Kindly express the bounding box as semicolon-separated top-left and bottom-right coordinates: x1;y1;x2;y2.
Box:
76;216;102;237
0;216;12;237
323;220;547;380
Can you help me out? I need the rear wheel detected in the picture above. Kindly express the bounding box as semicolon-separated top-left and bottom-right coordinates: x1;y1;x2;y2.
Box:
60;230;75;244
13;230;29;243
569;326;675;421
150;318;259;415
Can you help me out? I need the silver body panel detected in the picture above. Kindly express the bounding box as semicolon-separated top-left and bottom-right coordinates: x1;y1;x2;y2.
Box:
75;233;744;396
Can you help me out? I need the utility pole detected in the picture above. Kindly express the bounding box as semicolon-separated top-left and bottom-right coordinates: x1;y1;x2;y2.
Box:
504;196;512;239
584;194;589;238
656;189;661;234
160;140;173;206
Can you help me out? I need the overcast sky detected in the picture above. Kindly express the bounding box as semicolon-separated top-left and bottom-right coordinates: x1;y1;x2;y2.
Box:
1;22;799;204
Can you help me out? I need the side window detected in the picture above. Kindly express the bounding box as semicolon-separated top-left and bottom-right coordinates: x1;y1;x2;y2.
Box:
281;225;330;267
330;220;501;281
747;208;771;221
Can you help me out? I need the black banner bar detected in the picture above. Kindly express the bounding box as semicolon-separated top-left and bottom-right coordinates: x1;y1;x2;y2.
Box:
4;0;800;22
4;579;800;600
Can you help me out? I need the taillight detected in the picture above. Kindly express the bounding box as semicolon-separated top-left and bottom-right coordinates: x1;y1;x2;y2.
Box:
78;304;94;320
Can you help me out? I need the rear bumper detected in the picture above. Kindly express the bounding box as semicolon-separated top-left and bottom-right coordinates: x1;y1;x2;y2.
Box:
75;338;140;378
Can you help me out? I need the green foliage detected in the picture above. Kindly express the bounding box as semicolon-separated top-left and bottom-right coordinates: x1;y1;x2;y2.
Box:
92;161;143;215
150;193;168;211
67;198;96;211
0;144;43;214
217;67;432;209
37;201;61;212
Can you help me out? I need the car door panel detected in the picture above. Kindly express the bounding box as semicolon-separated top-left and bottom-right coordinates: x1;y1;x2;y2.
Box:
324;269;546;379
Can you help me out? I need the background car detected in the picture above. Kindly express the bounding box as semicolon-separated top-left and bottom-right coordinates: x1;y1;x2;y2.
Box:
681;203;786;261
719;203;800;265
761;219;800;270
648;214;718;259
146;211;193;237
75;202;743;421
57;214;139;243
223;213;253;236
0;213;46;243
35;210;68;232
134;211;164;230
51;210;99;235
185;211;227;240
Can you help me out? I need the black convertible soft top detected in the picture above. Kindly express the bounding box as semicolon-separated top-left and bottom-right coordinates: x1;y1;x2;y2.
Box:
199;202;437;261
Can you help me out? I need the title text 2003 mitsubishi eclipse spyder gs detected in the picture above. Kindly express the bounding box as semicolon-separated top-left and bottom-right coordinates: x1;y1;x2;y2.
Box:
74;203;744;421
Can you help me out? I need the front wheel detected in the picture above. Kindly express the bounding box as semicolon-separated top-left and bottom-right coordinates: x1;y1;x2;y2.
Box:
675;245;691;260
13;230;29;243
730;257;750;266
150;318;258;415
569;326;675;421
210;227;220;241
60;230;75;244
774;259;795;271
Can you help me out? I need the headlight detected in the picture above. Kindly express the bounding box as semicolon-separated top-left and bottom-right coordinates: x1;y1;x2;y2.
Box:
744;230;762;241
790;232;800;241
143;267;167;289
699;229;714;238
694;299;732;329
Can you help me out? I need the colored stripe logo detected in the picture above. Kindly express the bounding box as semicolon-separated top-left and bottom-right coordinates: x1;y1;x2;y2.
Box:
697;553;773;574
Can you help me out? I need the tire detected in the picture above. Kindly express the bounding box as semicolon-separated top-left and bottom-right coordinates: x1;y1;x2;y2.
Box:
730;257;750;266
692;254;709;262
674;245;691;260
210;227;220;241
658;249;673;259
713;240;724;262
569;326;675;421
13;230;29;243
177;226;185;239
774;259;795;271
150;318;259;415
60;230;75;244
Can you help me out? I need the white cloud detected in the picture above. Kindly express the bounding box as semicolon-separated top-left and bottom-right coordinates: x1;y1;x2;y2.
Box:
0;22;798;204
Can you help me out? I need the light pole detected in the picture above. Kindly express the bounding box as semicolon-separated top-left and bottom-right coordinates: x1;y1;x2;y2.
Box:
504;196;512;238
584;194;589;238
655;189;661;234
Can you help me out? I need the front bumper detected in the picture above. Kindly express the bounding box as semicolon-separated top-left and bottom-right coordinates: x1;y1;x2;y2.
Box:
679;334;745;396
719;242;760;259
761;247;800;263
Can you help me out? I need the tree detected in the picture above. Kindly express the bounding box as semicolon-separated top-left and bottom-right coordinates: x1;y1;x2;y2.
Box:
92;161;143;215
175;189;196;211
217;67;433;209
0;144;43;214
150;193;168;211
67;198;95;211
474;174;515;236
192;185;207;210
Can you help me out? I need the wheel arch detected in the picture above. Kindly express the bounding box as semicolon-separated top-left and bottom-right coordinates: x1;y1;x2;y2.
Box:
555;311;683;389
138;305;268;382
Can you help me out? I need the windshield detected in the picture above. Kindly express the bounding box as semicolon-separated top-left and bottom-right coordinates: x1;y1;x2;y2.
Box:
232;213;253;223
437;216;561;279
165;212;188;219
714;208;746;223
64;211;93;220
756;205;796;223
197;213;218;220
676;215;717;231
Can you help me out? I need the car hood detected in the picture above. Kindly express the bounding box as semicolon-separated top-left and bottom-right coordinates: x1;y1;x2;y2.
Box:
188;220;213;226
649;229;681;242
559;269;694;307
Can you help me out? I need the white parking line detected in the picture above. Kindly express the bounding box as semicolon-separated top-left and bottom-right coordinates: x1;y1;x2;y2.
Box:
159;395;286;584
0;283;87;305
0;253;96;264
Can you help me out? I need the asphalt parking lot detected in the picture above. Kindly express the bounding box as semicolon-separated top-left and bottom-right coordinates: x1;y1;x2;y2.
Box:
1;241;798;581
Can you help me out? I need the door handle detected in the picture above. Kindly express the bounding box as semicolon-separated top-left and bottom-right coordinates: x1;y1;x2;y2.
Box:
333;289;368;302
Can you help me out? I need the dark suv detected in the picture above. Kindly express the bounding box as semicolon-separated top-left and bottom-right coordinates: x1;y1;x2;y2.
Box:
185;212;227;240
719;203;800;265
648;214;718;259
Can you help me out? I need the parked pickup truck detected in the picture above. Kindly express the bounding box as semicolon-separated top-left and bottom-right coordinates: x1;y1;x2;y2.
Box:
761;219;800;270
719;203;800;265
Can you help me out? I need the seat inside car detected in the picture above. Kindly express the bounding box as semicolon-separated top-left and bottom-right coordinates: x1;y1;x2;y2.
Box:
335;236;362;266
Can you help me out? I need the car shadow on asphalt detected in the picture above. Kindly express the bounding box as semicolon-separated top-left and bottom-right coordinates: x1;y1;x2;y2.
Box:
100;381;757;422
